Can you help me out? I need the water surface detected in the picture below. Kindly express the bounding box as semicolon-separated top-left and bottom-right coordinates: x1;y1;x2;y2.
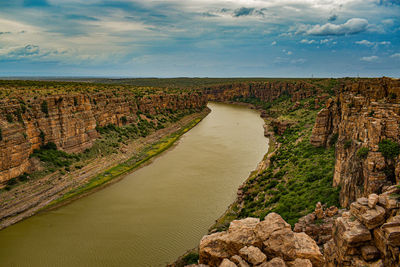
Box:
0;102;268;267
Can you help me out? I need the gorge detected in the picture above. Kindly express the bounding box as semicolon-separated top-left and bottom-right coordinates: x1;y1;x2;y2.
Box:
1;77;400;267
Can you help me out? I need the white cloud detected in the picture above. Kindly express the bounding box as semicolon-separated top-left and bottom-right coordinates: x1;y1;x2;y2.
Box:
271;41;277;45
298;18;369;36
300;39;316;44
355;40;391;47
287;51;292;55
320;39;330;44
291;58;306;64
391;53;400;59
356;40;374;46
360;55;378;62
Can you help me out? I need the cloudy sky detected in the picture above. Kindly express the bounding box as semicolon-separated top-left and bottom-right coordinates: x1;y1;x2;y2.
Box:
0;0;399;77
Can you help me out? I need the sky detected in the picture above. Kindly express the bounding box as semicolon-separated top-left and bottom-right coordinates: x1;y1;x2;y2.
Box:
0;0;399;77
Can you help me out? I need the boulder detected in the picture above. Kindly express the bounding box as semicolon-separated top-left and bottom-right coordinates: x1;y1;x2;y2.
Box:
258;257;286;267
361;245;380;261
326;206;339;217
293;232;324;266
286;258;312;267
315;202;325;219
238;246;266;265
368;194;379;209
219;259;237;267
255;213;291;241
332;212;371;261
350;202;385;229
230;255;250;267
200;232;231;266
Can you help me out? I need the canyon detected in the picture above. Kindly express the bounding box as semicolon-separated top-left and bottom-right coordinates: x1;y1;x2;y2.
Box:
1;78;400;266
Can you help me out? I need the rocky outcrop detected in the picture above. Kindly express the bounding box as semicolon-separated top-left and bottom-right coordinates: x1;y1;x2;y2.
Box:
203;81;319;103
324;186;400;267
0;91;207;183
197;213;324;267
294;203;342;246
310;77;400;207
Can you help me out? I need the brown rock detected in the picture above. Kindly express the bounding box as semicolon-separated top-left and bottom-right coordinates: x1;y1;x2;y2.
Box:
293;232;324;266
239;246;266;265
199;218;262;266
357;197;369;206
326;206;339;217
230;255;250;267
314;202;324;219
361;245;380;261
368;194;379;209
255;212;291;241
350;202;386;229
286;258;312;267
219;259;237;267
199;232;231;266
258;257;286;267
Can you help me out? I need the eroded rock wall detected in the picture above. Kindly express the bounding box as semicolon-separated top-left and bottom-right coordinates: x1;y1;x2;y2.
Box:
310;78;400;207
0;92;207;183
203;81;318;103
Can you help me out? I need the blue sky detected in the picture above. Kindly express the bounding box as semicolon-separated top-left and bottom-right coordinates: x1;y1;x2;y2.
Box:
0;0;399;77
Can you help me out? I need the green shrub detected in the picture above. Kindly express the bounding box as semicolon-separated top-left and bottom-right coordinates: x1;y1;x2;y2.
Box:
182;253;199;265
379;139;400;159
329;133;339;146
41;100;49;115
32;142;78;168
39;130;45;142
344;139;352;149
356;147;369;159
6;113;13;123
121;116;127;124
20;104;27;113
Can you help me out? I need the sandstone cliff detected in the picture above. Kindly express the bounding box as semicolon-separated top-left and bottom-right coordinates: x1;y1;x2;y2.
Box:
203;81;318;103
310;77;400;207
0;89;207;184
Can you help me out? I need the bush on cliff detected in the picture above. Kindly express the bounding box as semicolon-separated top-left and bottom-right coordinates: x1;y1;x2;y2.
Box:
41;100;49;115
379;139;400;160
32;142;79;168
356;147;369;159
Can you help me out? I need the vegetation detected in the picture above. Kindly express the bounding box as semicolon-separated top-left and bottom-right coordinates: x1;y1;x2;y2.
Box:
41;100;49;115
181;253;199;265
6;113;13;123
31;142;80;168
379;139;400;159
212;82;340;229
357;147;369;159
344;139;352;149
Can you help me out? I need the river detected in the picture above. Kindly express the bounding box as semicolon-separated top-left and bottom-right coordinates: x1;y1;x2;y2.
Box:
0;102;268;267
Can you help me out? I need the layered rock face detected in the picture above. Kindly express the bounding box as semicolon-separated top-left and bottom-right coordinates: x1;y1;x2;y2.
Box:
0;91;207;183
197;213;324;267
203;81;318;103
310;78;400;207
324;186;400;266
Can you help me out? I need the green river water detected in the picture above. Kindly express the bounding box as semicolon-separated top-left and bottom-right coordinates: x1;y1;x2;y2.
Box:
0;102;268;267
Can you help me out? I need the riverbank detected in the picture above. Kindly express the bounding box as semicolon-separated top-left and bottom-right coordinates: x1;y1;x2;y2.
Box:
0;108;210;230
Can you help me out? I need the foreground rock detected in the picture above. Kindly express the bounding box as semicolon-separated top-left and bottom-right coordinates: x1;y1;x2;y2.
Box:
198;213;323;267
325;188;400;267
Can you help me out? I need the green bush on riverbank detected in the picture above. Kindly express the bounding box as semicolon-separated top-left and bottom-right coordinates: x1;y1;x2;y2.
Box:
214;82;340;228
